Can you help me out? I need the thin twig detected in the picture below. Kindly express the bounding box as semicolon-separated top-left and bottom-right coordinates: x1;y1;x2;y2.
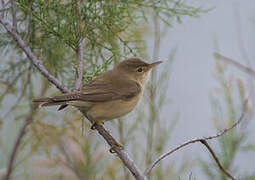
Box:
0;16;146;180
145;10;161;166
200;140;235;180
10;0;17;32
215;52;255;78
75;39;84;89
3;111;36;180
204;99;248;141
233;7;255;118
23;0;32;41
2;68;30;119
0;19;69;93
74;0;84;89
145;98;248;178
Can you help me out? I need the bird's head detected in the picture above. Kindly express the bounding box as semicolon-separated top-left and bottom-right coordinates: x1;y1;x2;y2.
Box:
117;58;162;86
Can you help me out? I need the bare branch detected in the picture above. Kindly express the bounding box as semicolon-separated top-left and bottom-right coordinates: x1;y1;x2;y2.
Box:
215;52;255;78
3;111;36;180
82;112;146;180
145;98;248;178
0;16;146;180
10;0;17;32
204;99;248;141
74;0;84;89
200;140;235;180
0;19;69;93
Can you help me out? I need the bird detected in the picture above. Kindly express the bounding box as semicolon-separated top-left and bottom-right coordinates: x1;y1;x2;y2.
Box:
33;58;162;129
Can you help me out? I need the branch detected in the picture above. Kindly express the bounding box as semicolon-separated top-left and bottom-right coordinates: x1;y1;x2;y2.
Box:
200;140;235;180
0;19;69;93
145;98;248;178
74;0;84;89
3;111;36;180
214;52;255;78
0;14;146;180
81;112;146;180
10;0;17;32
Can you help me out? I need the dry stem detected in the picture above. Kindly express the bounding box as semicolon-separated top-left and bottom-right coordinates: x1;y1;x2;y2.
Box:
74;0;84;89
0;16;146;180
215;52;255;77
145;98;248;179
3;110;36;180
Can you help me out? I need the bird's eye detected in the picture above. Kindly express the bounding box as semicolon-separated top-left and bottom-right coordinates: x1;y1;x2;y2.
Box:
137;68;143;72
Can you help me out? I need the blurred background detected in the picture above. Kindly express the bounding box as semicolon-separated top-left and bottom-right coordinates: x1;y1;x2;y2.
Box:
0;0;255;179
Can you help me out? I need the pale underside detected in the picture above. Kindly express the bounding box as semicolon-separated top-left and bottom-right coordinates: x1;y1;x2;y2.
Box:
68;93;142;122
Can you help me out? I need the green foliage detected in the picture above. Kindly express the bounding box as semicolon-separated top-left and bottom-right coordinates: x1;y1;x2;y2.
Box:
200;55;255;179
0;0;208;179
1;0;207;87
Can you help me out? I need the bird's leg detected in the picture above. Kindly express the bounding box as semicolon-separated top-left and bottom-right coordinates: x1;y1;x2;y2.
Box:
90;123;97;130
90;121;104;130
109;140;124;153
84;114;123;153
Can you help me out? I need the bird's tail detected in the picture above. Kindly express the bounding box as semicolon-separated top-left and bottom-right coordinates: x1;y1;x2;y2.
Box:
33;94;74;110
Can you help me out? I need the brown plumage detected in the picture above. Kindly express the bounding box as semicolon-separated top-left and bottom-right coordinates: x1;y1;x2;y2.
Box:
33;57;162;123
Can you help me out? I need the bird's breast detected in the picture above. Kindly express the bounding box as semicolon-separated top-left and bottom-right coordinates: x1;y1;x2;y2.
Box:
87;93;142;122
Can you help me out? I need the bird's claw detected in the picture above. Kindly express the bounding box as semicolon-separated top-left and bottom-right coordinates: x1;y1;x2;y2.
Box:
109;142;124;154
90;123;97;130
90;122;104;130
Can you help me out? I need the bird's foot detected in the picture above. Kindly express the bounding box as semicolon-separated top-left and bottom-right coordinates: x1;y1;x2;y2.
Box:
109;141;124;154
90;122;104;130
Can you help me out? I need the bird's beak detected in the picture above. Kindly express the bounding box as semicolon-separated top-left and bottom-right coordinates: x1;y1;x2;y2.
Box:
149;61;163;69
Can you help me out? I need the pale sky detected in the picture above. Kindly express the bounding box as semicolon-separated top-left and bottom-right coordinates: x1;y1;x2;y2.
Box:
1;1;255;179
147;0;255;178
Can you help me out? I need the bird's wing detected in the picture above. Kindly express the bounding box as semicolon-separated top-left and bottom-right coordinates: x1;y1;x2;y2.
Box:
35;78;141;104
78;78;141;102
